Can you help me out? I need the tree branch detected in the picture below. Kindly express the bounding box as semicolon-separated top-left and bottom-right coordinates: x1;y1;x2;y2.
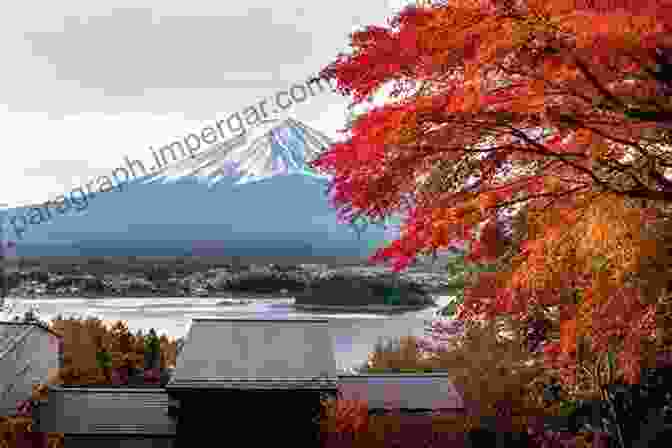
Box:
481;185;590;214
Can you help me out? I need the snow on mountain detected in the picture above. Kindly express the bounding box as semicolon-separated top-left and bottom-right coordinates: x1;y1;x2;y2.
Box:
144;117;334;188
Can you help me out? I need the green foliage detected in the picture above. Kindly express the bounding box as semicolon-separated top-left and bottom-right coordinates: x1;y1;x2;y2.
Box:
446;251;499;279
572;289;583;305
439;300;459;317
623;108;668;121
607;349;617;374
465;262;499;275
443;253;491;285
445;278;467;290
591;256;609;272
444;254;466;278
558;399;579;417
444;256;498;300
144;329;160;354
95;350;112;370
437;253;500;317
384;288;401;305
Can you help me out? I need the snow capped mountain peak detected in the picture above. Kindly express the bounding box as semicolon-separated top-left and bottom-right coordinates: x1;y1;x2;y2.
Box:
144;117;335;188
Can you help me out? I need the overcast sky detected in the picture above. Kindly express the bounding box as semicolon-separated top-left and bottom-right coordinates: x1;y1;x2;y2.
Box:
1;0;413;208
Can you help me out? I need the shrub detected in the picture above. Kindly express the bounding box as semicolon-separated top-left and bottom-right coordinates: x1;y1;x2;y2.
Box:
363;319;672;446
295;274;433;307
369;318;556;434
366;335;435;371
0;384;64;448
320;396;370;438
319;397;469;448
0;415;64;448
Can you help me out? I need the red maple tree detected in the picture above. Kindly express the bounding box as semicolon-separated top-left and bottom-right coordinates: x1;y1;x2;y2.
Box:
311;0;672;384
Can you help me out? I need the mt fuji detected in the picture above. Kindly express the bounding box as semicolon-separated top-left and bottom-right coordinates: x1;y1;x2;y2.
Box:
2;118;402;260
144;117;335;188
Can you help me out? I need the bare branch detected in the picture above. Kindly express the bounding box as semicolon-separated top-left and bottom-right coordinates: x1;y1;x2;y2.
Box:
481;185;590;213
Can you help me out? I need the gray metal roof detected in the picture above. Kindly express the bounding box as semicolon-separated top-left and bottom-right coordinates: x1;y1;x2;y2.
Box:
0;321;63;364
34;386;176;435
166;318;338;390
0;320;63;341
33;376;465;436
0;323;36;361
336;374;464;412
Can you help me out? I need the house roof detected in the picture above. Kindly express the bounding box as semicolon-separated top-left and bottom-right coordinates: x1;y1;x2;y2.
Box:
34;375;465;436
34;386;176;435
0;321;63;363
166;318;338;390
336;374;464;412
0;320;63;339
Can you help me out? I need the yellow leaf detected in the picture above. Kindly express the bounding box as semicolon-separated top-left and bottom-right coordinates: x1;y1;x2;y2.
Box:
544;176;562;192
589;136;610;160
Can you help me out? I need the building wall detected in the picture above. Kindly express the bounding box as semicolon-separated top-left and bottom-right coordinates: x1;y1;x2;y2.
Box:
33;387;177;435
173;389;323;448
0;324;61;416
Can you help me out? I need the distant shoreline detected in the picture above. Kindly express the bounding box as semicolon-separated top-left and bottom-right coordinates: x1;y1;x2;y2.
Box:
9;291;297;300
10;289;456;302
292;303;432;314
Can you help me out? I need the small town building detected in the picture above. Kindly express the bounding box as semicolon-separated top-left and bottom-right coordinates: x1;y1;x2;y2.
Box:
0;321;63;416
164;318;339;447
336;372;464;416
34;385;175;448
32;318;466;447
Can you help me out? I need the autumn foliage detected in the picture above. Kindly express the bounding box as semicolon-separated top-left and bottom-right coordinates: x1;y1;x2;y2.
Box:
321;396;370;437
320;395;477;448
47;316;178;385
0;415;63;448
311;0;672;385
0;317;179;448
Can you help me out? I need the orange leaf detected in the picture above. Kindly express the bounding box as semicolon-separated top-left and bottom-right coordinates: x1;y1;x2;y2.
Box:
574;128;593;147
432;225;451;248
560;317;577;354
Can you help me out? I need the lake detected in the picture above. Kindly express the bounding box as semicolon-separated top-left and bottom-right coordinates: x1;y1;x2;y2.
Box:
3;295;455;373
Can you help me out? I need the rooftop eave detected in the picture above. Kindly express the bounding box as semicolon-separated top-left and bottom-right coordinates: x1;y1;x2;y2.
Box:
47;385;169;393
165;378;339;390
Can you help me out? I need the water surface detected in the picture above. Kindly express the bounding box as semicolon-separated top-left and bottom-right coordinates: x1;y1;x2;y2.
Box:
5;295;455;373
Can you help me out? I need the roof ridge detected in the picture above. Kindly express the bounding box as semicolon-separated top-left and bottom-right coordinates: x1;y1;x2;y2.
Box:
0;320;63;338
0;325;35;361
191;318;329;323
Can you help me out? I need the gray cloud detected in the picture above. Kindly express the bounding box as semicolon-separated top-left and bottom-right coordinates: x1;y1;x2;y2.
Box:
25;9;313;94
22;159;94;177
1;1;390;119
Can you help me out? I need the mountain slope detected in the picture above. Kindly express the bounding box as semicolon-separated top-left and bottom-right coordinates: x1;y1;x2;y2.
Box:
1;119;401;258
